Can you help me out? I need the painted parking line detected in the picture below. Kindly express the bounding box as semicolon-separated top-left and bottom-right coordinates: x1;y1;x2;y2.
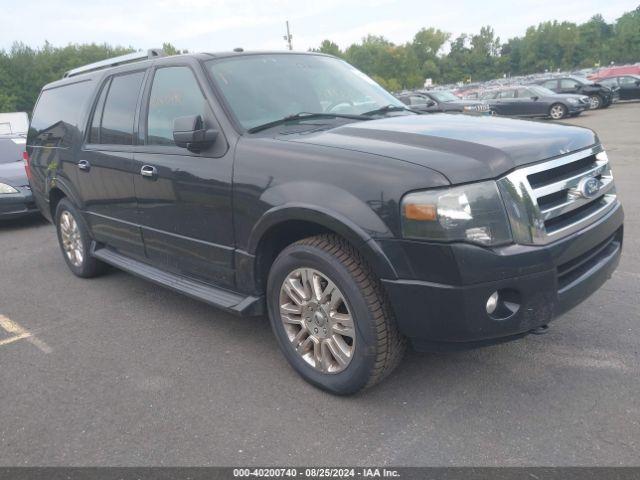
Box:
0;314;52;353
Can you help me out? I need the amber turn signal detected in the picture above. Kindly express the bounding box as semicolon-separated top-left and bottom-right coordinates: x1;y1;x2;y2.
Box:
404;203;437;221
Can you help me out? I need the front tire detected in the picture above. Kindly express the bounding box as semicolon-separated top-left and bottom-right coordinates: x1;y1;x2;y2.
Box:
549;103;567;120
55;198;106;278
267;234;405;395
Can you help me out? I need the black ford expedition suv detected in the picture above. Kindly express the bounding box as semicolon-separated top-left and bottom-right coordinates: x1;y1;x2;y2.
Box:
27;50;623;394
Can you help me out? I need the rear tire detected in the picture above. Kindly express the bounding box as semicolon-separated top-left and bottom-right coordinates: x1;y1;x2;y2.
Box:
267;234;405;395
55;198;106;278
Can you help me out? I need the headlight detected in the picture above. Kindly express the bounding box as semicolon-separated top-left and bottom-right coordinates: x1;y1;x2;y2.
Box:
401;181;512;246
567;98;578;104
0;183;19;194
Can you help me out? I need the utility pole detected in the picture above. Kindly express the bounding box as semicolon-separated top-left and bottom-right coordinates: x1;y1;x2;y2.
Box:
283;20;293;50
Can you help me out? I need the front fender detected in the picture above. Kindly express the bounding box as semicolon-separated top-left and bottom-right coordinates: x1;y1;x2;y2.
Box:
248;181;399;279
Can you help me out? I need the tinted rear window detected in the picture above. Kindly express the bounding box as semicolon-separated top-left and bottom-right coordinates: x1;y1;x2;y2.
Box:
99;72;145;145
29;80;94;147
0;136;25;164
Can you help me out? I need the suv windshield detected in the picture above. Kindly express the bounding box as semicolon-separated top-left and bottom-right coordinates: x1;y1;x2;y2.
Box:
428;91;459;102
205;54;405;131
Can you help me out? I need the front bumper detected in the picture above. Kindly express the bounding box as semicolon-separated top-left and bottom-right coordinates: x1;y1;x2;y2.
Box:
379;203;623;350
0;185;39;219
568;104;587;114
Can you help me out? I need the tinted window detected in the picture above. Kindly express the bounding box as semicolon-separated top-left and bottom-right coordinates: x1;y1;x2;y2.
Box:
543;80;557;89
516;88;532;98
29;80;93;147
560;79;579;89
100;71;145;145
498;90;516;99
619;76;637;85
599;78;618;87
89;80;109;143
409;95;429;106
147;67;207;146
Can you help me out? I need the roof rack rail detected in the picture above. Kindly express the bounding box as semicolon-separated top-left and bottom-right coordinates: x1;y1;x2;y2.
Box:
63;49;166;78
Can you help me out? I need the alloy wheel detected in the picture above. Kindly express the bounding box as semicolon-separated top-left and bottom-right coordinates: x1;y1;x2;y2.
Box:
279;268;355;373
589;95;601;109
550;105;565;119
60;211;84;267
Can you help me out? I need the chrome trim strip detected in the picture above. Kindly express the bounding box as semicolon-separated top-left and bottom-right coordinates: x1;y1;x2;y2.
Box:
517;145;602;175
498;145;617;246
545;194;618;238
532;160;608;197
539;177;615;220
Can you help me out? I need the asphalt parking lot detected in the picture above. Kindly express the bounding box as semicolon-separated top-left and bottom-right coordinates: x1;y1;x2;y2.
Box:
1;102;638;467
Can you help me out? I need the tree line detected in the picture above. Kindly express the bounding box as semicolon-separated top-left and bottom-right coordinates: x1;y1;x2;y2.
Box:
0;42;187;114
313;6;640;91
1;6;639;113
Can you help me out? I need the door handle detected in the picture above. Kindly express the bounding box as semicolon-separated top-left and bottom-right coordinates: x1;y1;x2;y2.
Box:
77;160;91;171
140;165;158;178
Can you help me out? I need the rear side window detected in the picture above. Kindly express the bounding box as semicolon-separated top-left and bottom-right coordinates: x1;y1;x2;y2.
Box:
89;81;109;143
543;80;557;89
147;67;207;146
93;71;145;145
29;80;93;147
599;78;618;88
560;79;579;89
409;95;428;106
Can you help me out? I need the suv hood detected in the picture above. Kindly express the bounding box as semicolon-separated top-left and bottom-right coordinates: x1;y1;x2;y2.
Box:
283;114;597;184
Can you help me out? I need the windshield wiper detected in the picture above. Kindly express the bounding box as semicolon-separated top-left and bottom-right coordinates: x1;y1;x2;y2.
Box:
247;112;369;133
361;104;419;116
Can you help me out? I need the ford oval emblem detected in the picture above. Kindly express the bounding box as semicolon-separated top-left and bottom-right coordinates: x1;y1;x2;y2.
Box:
577;176;601;198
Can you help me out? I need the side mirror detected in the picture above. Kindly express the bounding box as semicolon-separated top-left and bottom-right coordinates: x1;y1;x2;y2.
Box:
531;96;539;101
173;115;217;152
426;100;436;107
635;80;640;86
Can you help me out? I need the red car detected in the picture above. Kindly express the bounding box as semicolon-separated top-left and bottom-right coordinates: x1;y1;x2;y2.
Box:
590;65;640;80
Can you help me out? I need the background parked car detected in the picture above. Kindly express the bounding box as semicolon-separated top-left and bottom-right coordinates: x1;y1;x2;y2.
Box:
481;85;589;119
589;64;640;80
0;112;29;135
0;133;37;219
532;76;615;109
598;75;640;100
396;90;491;114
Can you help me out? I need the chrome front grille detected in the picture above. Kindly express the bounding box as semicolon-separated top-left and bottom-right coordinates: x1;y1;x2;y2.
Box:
498;145;618;245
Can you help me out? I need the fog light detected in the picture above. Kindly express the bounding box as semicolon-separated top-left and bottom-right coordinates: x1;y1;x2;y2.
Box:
486;291;499;315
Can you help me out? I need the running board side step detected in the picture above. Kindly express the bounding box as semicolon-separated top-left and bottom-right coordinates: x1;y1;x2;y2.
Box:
91;245;264;316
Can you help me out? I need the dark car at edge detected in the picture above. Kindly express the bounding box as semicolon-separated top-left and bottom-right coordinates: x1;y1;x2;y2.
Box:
0;133;38;219
395;90;491;115
598;75;640;101
26;50;624;394
481;85;590;119
533;76;616;109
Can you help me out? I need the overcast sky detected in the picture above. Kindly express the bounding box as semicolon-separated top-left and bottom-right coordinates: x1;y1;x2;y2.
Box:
2;0;638;53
